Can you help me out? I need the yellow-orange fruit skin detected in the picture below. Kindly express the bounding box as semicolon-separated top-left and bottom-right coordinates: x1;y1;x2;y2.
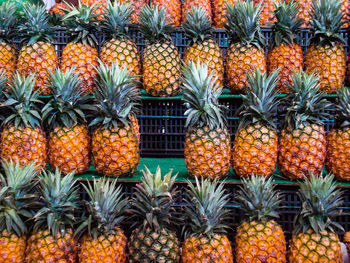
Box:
120;0;147;23
235;220;286;263
267;43;304;93
0;230;26;263
48;124;91;176
254;0;281;26
212;0;237;28
305;43;346;94
49;2;67;16
182;0;212;23
81;0;108;20
182;233;233;263
232;124;278;178
278;123;326;180
61;42;98;94
225;43;266;93
153;0;181;26
185;126;231;179
0;42;17;83
17;41;59;95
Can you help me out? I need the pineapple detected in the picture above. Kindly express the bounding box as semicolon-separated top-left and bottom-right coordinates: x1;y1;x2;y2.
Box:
0;73;47;170
49;1;67;17
182;178;233;262
0;2;17;83
42;68;92;175
76;179;128;262
120;0;148;23
100;1;141;83
278;70;331;180
128;166;180;263
17;3;59;95
289;173;343;262
326;87;350;181
225;0;266;93
81;0;108;19
153;0;182;26
0;160;39;262
61;2;99;94
212;0;237;28
232;69;279;178
267;0;303;93
91;62;140;177
139;5;181;97
183;6;224;88
305;0;346;93
254;0;281;26
25;169;79;262
182;61;231;179
235;175;286;262
182;0;212;23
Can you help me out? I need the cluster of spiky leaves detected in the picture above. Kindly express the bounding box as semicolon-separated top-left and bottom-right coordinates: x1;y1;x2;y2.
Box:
101;1;133;40
294;173;344;234
0;69;7;120
1;73;43;128
62;1;100;47
333;87;350;128
182;61;227;129
237;68;279;130
0;160;39;236
17;3;54;45
183;6;213;44
91;62;140;130
183;178;230;238
129;166;178;231
139;5;174;43
224;0;265;49
42;68;93;130
32;170;79;237
309;0;345;46
236;175;282;222
271;0;302;47
0;2;17;43
283;70;332;130
76;179;128;239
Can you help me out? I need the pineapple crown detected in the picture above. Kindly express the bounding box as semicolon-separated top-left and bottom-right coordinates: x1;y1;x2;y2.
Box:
333;87;350;129
271;0;302;47
237;68;280;131
309;0;345;46
1;73;43;129
283;70;332;130
225;0;265;49
62;1;100;47
236;176;282;222
182;61;228;130
17;3;54;45
0;2;17;43
0;160;39;236
139;4;174;44
183;6;213;44
76;179;128;239
90;62;140;130
129;166;178;231
101;1;133;40
33;169;79;237
294;173;344;234
0;70;7;120
42;68;93;130
182;178;230;238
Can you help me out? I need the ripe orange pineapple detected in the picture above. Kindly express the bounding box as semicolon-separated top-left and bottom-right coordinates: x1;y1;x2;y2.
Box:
81;0;108;19
182;178;233;262
183;7;224;88
120;0;147;23
0;73;47;170
235;176;286;262
254;0;281;26
0;2;17;83
212;0;237;28
49;1;67;16
305;0;346;93
139;5;181;97
267;0;303;93
0;160;39;263
26;170;79;263
91;63;140;177
61;2;99;93
77;179;128;262
232;69;279;178
183;61;231;179
289;174;343;262
153;0;181;26
225;0;266;93
182;0;212;23
17;3;59;95
43;68;91;175
278;70;331;180
100;1;141;82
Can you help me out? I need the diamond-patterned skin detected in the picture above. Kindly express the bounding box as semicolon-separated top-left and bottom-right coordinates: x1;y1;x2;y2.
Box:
254;0;282;27
182;0;212;24
0;42;17;83
0;230;26;262
81;0;108;20
153;0;182;26
120;0;148;24
212;0;238;28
